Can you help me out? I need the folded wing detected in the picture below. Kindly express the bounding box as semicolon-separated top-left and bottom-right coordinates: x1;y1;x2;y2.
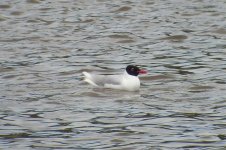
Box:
83;72;122;87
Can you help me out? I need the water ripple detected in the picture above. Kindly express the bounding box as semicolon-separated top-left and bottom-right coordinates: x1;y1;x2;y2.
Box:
1;0;226;149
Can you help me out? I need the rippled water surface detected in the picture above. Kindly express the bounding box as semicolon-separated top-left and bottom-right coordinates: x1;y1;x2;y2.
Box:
1;0;226;149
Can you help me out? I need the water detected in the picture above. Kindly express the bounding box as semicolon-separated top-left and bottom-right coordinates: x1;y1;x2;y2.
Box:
1;0;226;149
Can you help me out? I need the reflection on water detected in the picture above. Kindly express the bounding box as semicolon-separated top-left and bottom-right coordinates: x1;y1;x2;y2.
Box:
1;0;226;149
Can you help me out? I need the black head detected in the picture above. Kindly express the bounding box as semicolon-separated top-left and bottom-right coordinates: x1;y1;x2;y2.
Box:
126;65;140;76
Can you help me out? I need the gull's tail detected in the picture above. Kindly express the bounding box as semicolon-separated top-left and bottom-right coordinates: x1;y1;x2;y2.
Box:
82;72;98;86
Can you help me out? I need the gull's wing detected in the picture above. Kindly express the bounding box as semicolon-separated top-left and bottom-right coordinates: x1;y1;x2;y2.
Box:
83;72;123;87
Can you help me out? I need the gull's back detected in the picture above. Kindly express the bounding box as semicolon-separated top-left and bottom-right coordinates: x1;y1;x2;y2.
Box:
83;72;123;87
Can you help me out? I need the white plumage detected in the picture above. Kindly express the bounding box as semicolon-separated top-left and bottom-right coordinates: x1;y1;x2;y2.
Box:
82;71;140;91
82;65;147;92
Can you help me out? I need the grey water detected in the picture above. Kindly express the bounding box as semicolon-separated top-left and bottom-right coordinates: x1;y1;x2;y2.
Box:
1;0;226;149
